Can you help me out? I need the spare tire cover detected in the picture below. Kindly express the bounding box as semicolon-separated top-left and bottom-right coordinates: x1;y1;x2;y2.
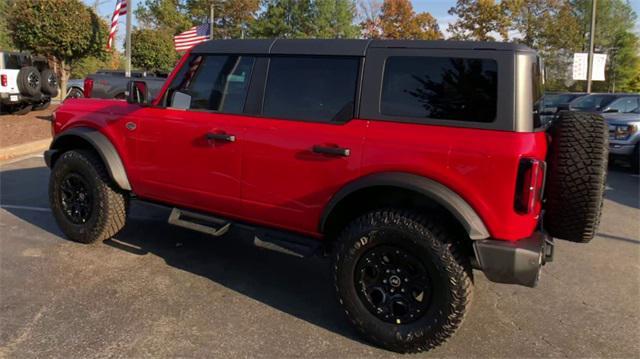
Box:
40;69;59;97
543;111;609;243
17;66;41;97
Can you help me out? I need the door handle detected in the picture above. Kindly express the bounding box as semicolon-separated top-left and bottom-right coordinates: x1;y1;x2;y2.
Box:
205;132;236;142
312;145;350;157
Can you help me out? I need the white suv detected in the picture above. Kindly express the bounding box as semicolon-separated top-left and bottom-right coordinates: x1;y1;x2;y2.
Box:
1;51;59;115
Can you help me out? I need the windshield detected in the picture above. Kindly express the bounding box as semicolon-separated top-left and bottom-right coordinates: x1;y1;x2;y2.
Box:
571;95;615;109
543;94;581;107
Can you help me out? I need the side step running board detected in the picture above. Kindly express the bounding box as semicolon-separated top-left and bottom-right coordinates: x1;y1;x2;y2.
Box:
254;230;321;258
168;208;231;237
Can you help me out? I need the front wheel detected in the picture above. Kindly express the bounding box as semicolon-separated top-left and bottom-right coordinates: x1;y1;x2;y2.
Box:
49;150;129;244
333;210;472;353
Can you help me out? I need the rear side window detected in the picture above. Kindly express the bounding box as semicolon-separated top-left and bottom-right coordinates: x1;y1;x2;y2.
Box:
263;56;359;122
168;55;255;113
381;56;498;123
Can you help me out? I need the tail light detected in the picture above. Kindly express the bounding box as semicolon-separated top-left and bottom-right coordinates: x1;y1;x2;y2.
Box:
1;74;6;87
83;78;93;97
514;158;546;214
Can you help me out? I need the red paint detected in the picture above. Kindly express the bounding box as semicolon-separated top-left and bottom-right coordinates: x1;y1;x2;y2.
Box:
52;54;547;242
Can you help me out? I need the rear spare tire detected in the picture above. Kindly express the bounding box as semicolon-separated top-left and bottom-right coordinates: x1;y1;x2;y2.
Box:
544;111;608;243
40;69;59;97
17;66;41;97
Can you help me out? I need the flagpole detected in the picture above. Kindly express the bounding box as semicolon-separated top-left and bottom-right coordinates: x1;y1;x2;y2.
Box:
210;1;214;40
125;0;133;77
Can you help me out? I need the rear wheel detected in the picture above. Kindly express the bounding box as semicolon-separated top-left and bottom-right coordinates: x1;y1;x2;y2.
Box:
66;87;84;99
333;209;472;353
49;150;128;244
40;69;59;97
17;66;41;97
544;111;608;243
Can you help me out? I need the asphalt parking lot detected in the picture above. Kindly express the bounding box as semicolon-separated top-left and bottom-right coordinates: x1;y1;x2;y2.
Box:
0;155;638;358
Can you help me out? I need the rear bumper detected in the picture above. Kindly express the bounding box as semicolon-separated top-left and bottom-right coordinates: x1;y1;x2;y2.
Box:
473;231;554;288
0;92;47;105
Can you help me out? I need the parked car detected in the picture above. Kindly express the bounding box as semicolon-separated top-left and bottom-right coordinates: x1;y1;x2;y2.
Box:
65;79;84;99
45;39;609;353
537;92;586;125
82;70;166;100
603;106;640;173
569;93;640;113
0;51;59;115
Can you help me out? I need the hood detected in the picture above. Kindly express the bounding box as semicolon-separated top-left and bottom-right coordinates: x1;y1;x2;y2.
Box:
602;112;640;125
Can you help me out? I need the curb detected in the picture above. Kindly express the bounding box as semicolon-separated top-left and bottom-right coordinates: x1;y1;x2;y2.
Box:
0;138;51;162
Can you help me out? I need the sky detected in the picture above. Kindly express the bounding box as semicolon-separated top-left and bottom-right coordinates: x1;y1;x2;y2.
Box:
84;0;640;51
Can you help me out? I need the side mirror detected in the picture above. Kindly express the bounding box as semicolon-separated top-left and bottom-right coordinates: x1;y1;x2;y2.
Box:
126;80;149;105
171;91;192;110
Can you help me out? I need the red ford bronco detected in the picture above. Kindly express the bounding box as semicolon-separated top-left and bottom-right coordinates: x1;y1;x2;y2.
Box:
45;40;608;353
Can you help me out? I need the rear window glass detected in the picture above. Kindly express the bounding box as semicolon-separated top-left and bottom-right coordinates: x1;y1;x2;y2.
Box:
381;56;498;123
263;56;359;123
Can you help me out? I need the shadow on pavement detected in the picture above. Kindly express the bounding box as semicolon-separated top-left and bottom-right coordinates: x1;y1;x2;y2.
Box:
596;232;640;245
604;165;639;210
0;165;364;345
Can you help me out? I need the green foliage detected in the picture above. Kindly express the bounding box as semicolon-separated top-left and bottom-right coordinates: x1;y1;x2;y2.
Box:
447;0;511;41
131;29;178;72
71;52;124;79
136;0;193;34
7;0;108;64
251;0;359;38
0;0;14;50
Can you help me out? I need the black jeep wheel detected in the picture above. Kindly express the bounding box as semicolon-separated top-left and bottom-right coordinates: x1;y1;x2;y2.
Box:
49;150;128;244
544;111;608;243
17;66;41;97
40;69;59;97
333;210;472;353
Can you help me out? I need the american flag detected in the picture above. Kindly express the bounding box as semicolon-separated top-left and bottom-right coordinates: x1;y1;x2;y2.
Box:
107;0;127;49
174;24;211;52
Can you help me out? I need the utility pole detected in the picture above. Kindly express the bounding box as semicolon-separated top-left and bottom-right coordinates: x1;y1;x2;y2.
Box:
586;0;597;93
210;2;215;40
125;0;133;77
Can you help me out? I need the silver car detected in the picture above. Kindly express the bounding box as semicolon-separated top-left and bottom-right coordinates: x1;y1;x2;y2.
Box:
603;107;640;173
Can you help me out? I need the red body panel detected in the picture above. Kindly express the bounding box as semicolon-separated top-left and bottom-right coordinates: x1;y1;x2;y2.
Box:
53;98;546;242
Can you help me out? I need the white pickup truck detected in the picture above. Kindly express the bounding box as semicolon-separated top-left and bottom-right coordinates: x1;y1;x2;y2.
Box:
0;51;59;115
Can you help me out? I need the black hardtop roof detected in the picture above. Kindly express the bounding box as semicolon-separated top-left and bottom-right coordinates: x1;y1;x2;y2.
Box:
191;39;534;56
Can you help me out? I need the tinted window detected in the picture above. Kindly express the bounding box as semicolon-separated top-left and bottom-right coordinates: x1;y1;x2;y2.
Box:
169;55;254;113
3;54;21;69
607;97;639;113
263;56;359;122
381;56;498;122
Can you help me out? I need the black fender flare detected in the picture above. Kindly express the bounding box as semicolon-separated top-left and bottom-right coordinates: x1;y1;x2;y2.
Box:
45;127;132;191
319;172;490;240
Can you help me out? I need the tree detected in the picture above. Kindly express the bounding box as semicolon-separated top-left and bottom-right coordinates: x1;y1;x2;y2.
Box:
136;0;260;39
7;0;108;97
361;0;442;40
71;52;124;79
314;0;360;38
250;0;359;39
131;29;178;72
447;0;511;41
0;0;14;50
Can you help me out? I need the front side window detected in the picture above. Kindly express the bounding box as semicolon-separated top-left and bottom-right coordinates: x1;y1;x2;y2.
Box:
381;56;498;123
168;55;255;113
607;97;639;113
262;56;359;122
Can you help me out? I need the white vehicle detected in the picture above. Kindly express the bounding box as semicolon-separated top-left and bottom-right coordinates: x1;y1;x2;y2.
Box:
1;51;59;115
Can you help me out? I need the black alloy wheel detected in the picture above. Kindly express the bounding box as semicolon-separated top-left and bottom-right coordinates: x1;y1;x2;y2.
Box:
27;71;40;91
59;172;93;224
355;244;431;324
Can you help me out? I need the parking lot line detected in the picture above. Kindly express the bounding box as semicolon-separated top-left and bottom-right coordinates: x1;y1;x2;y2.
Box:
0;204;51;212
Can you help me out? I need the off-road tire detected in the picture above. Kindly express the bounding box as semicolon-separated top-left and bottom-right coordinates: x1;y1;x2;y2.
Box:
17;66;41;97
40;69;59;97
49;150;128;244
544;111;608;243
333;209;472;353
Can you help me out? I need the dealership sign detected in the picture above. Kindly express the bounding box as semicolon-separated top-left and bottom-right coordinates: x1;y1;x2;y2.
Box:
572;53;607;81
